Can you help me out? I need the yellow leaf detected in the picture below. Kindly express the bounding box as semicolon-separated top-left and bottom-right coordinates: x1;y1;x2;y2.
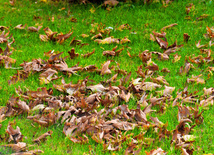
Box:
89;7;96;14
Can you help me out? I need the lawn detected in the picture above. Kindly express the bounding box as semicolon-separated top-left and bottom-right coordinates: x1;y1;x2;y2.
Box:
0;0;214;154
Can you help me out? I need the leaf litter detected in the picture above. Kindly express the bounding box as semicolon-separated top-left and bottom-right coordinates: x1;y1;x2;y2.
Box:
0;1;214;154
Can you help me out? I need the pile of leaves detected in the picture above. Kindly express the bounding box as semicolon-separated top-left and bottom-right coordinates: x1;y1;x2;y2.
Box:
1;1;214;154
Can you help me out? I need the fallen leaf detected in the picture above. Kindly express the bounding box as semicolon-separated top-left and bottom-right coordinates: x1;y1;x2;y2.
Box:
151;76;169;85
81;34;89;38
56;31;73;43
81;49;95;58
70;17;77;22
104;0;119;7
156;85;175;95
161;23;178;32
196;40;207;48
94;37;120;44
142;82;162;91
11;149;44;155
39;34;49;42
68;48;79;59
33;131;53;143
186;3;194;15
120;37;131;44
28;26;42;32
139;50;152;63
6;123;23;143
2;142;26;152
101;60;112;75
156;37;168;49
14;24;27;30
183;33;190;42
187;74;205;84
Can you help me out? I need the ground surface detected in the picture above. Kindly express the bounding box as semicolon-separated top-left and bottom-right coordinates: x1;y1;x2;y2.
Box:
0;0;214;154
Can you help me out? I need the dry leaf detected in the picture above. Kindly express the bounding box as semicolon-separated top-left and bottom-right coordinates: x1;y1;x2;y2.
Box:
6;123;23;143
101;60;112;75
104;0;119;7
161;23;178;32
14;24;27;30
156;37;168;49
28;26;42;32
183;33;190;42
33;131;53;143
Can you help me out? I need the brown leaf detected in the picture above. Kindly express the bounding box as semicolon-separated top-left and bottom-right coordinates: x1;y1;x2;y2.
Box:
39;34;49;42
156;37;168;49
120;37;131;44
119;90;131;102
156;85;175;95
161;68;170;73
195;40;207;48
173;54;181;63
0;30;10;43
117;23;131;31
48;52;63;63
94;37;120;44
33;131;53;143
2;142;26;152
183;33;190;42
91;33;103;40
152;31;166;38
69;135;89;144
43;27;57;40
28;26;42;32
179;61;191;74
53;60;82;74
186;3;194;15
196;14;209;21
70;37;82;46
176;119;192;135
152;51;169;60
69;17;77;22
142;82;162;91
203;87;214;96
145;60;159;71
14;24;27;30
6;123;23;143
87;84;107;93
39;68;58;81
106;73;118;83
145;148;166;155
105;119;136;130
187;74;205;84
68;48;79;59
0;55;16;68
8;70;29;85
101;60;112;75
104;0;119;7
134;109;147;123
139;50;152;63
84;65;97;72
161;23;178;32
56;31;73;43
81;34;89;38
150;117;164;127
127;50;132;57
150;33;156;41
11;149;44;155
16;100;30;112
151;76;169;86
81;49;95;58
103;50;116;56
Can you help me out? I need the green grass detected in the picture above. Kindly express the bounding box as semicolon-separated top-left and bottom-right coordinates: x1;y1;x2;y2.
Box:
0;0;214;154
